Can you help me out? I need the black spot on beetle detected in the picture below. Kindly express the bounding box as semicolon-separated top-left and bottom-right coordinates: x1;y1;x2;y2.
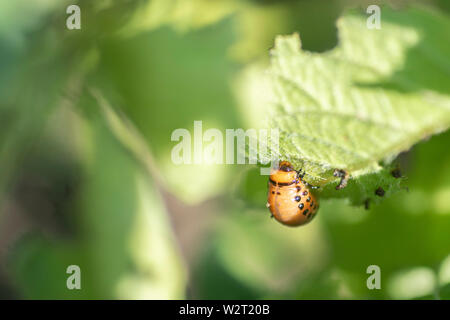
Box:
306;197;311;202
295;196;301;202
307;213;312;219
271;191;275;194
310;200;314;207
298;203;304;210
303;209;309;216
375;187;385;197
302;190;308;196
296;186;301;192
276;192;281;195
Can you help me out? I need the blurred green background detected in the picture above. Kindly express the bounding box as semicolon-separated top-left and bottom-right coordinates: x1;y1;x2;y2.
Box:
0;0;449;299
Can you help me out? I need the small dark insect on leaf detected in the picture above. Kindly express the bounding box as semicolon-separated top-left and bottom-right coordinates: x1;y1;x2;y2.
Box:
334;169;349;190
391;168;402;178
375;187;385;197
364;198;370;210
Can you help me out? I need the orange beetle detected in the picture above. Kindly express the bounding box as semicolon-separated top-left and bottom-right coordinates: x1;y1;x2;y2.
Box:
266;161;319;226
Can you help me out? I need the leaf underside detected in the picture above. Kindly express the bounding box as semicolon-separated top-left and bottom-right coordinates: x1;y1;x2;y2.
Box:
257;7;450;203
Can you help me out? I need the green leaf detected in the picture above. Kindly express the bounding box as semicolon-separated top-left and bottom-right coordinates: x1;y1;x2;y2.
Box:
387;267;437;299
257;7;450;202
97;20;241;204
213;211;329;296
8;106;186;299
120;0;239;36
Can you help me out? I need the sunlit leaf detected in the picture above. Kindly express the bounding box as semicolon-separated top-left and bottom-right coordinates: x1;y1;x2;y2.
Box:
254;7;450;204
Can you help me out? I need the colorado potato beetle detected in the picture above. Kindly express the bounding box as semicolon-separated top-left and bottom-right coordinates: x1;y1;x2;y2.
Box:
266;161;319;226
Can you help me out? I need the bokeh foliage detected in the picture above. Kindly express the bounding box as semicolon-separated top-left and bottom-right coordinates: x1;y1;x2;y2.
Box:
0;0;449;300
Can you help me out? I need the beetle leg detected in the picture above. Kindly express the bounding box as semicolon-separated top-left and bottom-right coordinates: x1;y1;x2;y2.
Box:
303;181;320;190
298;168;320;189
297;169;305;179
